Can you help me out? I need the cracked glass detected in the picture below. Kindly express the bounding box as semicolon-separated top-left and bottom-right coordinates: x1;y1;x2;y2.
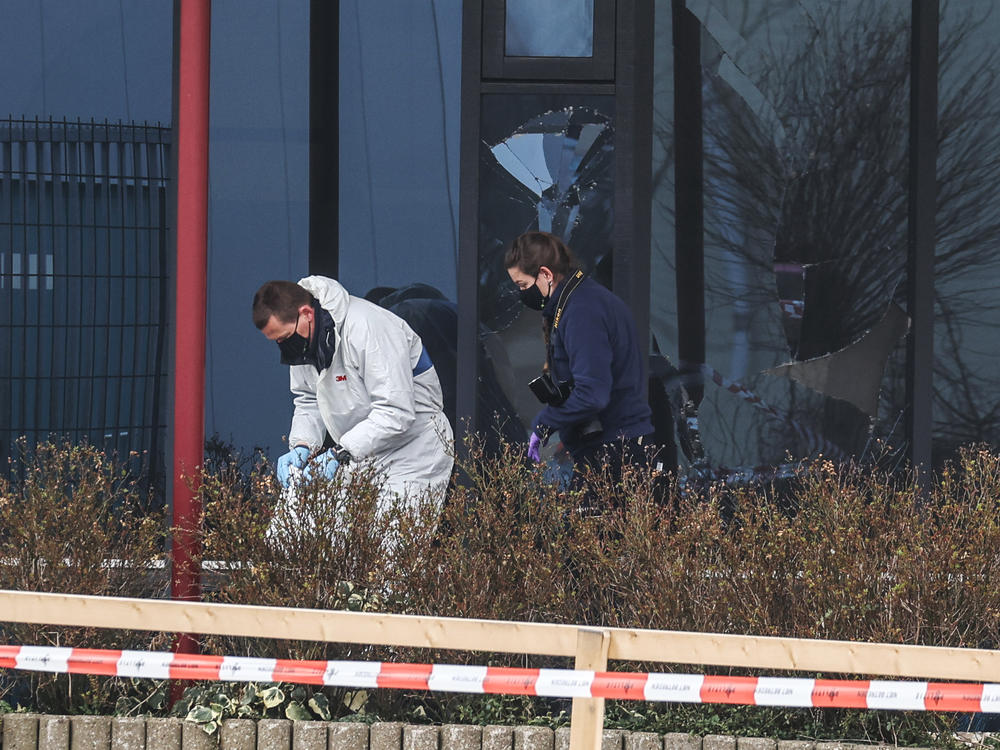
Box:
478;97;615;435
652;1;914;480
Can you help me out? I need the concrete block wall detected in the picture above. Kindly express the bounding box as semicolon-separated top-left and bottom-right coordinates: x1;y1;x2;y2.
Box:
0;715;935;750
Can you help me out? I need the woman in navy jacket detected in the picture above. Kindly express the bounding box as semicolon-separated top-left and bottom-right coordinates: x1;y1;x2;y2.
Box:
505;231;656;492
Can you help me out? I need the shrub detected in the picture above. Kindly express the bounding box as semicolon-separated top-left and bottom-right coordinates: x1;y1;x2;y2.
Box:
6;436;1000;745
0;439;167;713
390;440;1000;742
197;454;406;638
194;450;442;720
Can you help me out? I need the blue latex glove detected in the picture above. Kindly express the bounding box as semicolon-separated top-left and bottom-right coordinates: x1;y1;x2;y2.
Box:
276;445;310;487
527;432;542;463
303;451;340;482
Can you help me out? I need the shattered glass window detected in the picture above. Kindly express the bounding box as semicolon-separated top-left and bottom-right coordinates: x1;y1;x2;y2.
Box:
933;2;1000;463
505;0;595;58
478;96;615;435
651;1;914;480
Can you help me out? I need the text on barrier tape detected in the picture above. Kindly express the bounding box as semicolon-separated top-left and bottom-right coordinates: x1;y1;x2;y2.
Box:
2;645;999;713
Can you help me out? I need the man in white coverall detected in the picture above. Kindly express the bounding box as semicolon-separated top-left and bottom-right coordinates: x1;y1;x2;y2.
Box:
252;276;454;501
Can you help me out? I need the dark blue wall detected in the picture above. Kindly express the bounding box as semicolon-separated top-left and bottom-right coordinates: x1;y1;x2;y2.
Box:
0;0;462;461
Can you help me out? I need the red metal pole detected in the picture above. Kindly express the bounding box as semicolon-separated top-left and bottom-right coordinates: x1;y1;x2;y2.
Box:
171;0;211;655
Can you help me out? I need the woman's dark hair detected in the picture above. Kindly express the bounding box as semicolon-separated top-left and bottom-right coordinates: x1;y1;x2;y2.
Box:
504;231;577;278
252;280;311;329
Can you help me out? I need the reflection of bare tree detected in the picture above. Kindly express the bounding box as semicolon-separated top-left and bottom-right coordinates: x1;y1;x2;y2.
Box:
664;1;1000;464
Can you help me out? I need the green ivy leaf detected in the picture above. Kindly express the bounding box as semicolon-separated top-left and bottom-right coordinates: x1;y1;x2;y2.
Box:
239;685;256;706
186;706;216;724
285;700;312;721
170;693;193;718
309;693;331;721
148;686;168;711
259;687;285;709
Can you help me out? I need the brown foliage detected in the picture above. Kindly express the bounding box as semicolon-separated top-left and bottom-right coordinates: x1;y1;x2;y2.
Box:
0;439;167;712
4;436;1000;737
400;443;1000;654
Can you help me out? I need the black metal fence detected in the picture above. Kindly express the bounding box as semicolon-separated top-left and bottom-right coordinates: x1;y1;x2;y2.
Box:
0;117;171;485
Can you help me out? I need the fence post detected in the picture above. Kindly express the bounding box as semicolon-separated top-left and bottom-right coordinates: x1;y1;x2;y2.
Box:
570;627;611;750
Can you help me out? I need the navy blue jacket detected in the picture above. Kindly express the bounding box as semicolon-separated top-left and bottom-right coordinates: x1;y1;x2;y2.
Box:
533;275;653;456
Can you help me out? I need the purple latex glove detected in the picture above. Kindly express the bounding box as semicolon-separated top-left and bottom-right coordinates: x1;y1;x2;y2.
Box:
527;432;542;463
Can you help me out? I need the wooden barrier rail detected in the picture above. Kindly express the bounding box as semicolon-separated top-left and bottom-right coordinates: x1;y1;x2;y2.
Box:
3;590;1000;750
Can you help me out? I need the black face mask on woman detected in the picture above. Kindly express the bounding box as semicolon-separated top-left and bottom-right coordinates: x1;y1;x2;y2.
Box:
519;274;551;311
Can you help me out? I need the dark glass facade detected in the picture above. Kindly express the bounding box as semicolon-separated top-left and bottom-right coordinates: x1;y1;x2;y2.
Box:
648;1;972;479
1;0;998;478
932;3;1000;461
643;0;1000;479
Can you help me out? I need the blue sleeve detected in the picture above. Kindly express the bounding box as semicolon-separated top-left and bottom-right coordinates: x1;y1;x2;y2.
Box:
532;300;613;435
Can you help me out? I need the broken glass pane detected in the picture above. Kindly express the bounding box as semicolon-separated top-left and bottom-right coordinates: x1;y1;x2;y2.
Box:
652;1;914;477
478;98;615;434
765;303;908;418
480;103;614;332
489;115;609;239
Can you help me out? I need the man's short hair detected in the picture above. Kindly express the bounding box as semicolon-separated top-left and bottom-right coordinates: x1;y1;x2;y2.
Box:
252;280;311;329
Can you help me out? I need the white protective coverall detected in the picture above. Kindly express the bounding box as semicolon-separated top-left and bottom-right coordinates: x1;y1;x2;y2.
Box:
286;276;454;501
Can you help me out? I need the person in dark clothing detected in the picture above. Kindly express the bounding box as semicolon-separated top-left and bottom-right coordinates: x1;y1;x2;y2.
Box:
505;231;657;496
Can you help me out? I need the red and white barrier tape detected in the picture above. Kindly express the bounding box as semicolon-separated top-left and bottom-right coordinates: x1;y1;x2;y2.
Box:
2;645;999;713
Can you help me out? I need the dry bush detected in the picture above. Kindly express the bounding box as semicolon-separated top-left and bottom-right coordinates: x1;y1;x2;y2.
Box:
198;457;399;659
6;435;1000;742
389;439;1000;739
0;439;167;713
696;452;1000;648
195;452;449;720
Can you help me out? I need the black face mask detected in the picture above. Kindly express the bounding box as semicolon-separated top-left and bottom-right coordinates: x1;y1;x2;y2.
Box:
278;313;312;365
519;274;551;311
